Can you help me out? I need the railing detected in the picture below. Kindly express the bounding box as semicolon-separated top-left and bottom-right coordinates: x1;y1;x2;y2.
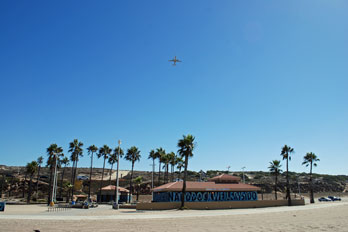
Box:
47;204;72;212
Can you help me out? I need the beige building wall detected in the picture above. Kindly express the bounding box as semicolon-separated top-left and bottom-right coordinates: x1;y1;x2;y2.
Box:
136;199;305;210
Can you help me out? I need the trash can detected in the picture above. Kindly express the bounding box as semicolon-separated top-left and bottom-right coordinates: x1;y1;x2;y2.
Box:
0;202;5;212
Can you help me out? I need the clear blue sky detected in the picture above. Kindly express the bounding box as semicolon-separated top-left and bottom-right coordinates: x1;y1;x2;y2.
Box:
1;1;347;175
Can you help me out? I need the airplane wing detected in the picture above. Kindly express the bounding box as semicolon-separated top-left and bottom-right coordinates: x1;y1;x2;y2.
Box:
176;59;182;62
169;59;174;62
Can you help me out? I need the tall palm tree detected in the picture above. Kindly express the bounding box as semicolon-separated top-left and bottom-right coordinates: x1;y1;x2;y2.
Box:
280;145;294;206
148;150;156;188
161;153;170;183
177;134;196;209
268;160;282;200
59;157;69;199
97;145;112;202
302;152;320;204
124;146;141;202
87;145;98;200
155;147;165;185
176;157;184;180
68;139;84;201
35;156;43;194
108;152;117;185
168;152;176;182
26;161;38;203
46;144;63;205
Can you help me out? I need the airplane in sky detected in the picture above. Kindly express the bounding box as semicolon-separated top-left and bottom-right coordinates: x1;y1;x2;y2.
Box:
169;56;182;65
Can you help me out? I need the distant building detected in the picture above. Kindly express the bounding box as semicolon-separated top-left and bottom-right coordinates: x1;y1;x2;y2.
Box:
97;185;130;203
152;174;260;202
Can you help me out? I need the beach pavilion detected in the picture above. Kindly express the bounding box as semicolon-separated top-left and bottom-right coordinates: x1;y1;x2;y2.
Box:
152;174;260;203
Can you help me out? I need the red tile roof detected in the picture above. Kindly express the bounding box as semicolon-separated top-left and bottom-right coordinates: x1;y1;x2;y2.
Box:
101;185;129;193
153;181;260;192
209;174;241;183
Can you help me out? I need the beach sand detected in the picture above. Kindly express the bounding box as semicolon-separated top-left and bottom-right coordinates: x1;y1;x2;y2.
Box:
1;201;348;232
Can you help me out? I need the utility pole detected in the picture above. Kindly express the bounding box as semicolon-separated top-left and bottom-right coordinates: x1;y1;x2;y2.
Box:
227;166;230;174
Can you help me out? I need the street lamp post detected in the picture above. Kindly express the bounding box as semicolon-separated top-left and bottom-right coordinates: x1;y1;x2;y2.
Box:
113;140;121;209
242;166;246;184
50;153;58;206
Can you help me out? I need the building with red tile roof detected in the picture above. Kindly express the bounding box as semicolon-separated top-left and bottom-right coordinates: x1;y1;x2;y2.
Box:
152;174;260;202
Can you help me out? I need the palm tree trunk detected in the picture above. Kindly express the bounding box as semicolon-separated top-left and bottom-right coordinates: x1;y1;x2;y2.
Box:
47;167;53;205
181;154;189;209
168;165;170;182
27;175;33;203
129;162;134;203
69;160;75;201
158;161;161;185
35;165;41;194
88;152;93;200
59;165;66;198
109;163;114;185
171;165;174;182
310;162;314;203
286;157;291;206
71;160;78;201
98;157;106;203
275;174;278;200
152;158;155;188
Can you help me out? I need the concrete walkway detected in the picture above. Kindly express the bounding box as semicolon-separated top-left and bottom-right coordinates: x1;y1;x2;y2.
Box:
0;200;347;220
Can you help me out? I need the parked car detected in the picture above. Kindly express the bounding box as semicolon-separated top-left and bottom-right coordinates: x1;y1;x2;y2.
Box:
318;197;331;202
328;196;341;201
77;175;89;180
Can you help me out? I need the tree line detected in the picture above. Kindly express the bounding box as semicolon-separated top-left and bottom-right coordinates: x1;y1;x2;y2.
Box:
22;134;196;208
268;145;320;205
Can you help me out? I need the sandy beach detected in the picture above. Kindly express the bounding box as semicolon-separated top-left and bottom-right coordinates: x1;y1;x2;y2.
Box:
1;200;348;232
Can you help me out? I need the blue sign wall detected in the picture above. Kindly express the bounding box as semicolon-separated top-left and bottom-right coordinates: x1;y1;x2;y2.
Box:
153;191;258;202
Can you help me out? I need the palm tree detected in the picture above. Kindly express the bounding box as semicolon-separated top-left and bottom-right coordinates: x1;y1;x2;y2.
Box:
302;152;320;204
108;152;117;185
46;144;63;205
35;156;43;194
176;157;184;180
87;145;98;200
161;153;170;183
59;157;69;199
268;160;282;200
148;150;156;188
177;134;196;209
155;147;165;185
68;139;84;201
26;161;38;203
97;145;112;202
280;145;294;206
124;146;141;202
134;176;143;201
